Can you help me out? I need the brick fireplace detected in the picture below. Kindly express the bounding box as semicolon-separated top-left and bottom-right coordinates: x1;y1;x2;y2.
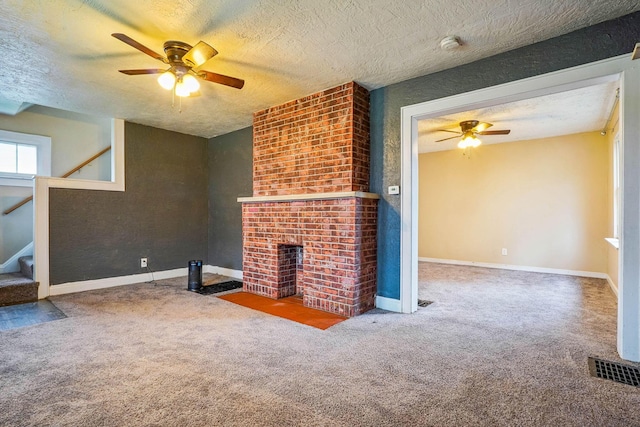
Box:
239;82;378;317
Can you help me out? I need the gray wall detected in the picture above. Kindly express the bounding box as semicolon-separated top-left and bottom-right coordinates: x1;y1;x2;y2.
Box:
371;11;640;299
49;123;208;284
207;127;253;270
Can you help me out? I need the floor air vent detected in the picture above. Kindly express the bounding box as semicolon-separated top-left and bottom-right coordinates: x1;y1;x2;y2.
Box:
417;300;433;307
588;357;640;387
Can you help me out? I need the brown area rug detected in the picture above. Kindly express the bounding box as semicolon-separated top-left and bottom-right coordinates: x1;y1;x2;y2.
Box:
218;292;347;329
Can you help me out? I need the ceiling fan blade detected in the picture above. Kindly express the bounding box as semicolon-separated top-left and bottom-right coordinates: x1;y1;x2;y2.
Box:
435;135;461;143
111;33;168;64
118;68;166;75
478;130;511;135
198;70;245;89
183;41;218;68
474;122;493;132
435;129;461;134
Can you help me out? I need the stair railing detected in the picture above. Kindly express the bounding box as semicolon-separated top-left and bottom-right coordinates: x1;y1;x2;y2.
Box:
2;146;112;216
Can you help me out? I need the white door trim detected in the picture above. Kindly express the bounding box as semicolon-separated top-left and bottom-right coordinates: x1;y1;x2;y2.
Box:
400;54;640;361
617;62;640;361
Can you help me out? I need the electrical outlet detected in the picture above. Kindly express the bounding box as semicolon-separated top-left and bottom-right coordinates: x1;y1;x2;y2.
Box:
140;257;148;268
501;248;508;256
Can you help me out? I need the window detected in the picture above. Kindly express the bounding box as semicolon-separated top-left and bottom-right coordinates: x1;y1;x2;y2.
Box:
0;142;38;174
0;129;51;187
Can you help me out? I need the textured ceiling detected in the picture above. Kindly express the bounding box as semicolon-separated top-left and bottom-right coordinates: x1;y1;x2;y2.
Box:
418;80;620;153
0;0;638;138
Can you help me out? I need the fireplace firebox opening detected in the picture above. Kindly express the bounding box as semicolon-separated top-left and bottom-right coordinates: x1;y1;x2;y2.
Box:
277;244;304;298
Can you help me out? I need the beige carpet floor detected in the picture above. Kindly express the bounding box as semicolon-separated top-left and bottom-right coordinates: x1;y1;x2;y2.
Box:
1;263;639;426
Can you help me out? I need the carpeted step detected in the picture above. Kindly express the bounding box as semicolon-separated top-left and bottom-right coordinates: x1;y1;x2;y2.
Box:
19;256;34;280
0;273;38;307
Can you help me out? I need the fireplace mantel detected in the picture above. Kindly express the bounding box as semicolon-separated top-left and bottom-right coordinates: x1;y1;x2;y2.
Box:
238;191;379;204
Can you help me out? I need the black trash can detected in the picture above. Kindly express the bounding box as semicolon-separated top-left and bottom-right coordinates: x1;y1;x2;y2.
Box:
187;260;203;291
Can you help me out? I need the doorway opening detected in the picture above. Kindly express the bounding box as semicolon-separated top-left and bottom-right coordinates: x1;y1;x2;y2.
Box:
400;54;640;361
416;79;619;283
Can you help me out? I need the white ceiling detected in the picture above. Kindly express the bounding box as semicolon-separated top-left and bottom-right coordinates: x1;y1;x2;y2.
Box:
418;80;620;153
0;1;638;138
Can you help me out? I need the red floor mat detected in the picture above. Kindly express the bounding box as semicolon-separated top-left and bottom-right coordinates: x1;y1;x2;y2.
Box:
218;292;347;330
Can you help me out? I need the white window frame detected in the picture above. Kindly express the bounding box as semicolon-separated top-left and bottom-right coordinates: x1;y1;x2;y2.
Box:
0;129;51;187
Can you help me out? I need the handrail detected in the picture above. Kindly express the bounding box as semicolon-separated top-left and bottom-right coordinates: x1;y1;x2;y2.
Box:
59;146;112;178
2;146;112;216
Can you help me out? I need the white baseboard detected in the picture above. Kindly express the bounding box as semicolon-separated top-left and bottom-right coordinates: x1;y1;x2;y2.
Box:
49;267;187;296
204;265;243;280
0;242;33;274
606;274;619;296
376;295;401;312
418;257;608;279
49;265;243;296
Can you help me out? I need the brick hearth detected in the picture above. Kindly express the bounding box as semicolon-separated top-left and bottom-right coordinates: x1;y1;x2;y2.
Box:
239;82;378;317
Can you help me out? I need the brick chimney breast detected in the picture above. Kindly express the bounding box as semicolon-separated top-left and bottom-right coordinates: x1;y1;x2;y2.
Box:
240;82;378;317
252;82;370;196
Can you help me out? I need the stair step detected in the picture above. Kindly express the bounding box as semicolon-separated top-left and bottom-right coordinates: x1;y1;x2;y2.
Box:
18;256;34;280
0;273;38;307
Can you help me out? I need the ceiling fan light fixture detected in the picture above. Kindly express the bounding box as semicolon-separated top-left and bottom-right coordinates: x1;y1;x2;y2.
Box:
183;74;200;92
158;71;176;90
175;80;191;97
458;131;481;149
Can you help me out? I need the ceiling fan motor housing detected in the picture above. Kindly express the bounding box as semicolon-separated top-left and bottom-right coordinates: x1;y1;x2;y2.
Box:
460;120;479;132
163;41;192;64
163;41;194;77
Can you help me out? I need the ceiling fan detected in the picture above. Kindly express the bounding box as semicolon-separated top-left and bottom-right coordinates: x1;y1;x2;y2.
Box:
435;120;511;149
111;33;244;98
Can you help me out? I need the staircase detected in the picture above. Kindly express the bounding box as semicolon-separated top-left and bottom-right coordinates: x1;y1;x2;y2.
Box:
0;256;38;306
